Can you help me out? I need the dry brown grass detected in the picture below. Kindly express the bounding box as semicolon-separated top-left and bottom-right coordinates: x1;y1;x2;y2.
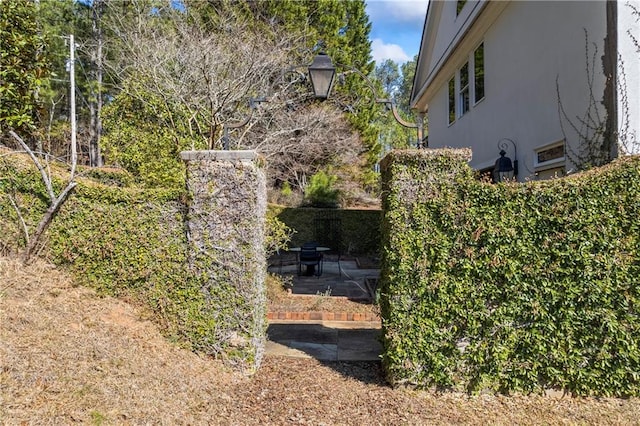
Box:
0;255;241;424
2;255;640;424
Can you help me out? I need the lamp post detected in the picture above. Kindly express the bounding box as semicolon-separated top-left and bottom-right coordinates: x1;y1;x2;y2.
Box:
307;53;336;100
307;52;424;146
221;52;425;149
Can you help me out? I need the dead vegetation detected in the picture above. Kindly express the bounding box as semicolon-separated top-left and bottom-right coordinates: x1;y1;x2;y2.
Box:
266;273;380;316
2;255;640;424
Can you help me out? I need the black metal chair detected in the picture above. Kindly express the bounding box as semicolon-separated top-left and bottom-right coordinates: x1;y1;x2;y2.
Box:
297;242;323;277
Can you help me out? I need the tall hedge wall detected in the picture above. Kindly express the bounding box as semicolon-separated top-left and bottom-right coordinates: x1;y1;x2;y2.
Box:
380;149;640;396
273;206;381;256
0;152;262;369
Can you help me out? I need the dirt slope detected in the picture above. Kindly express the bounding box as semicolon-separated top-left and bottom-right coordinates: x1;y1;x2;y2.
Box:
2;256;640;425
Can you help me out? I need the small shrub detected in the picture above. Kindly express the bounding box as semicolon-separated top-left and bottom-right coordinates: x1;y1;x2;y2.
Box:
304;170;340;208
281;181;293;198
265;211;295;258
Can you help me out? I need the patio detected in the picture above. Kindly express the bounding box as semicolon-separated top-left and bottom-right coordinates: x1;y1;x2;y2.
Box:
268;256;380;301
266;255;382;361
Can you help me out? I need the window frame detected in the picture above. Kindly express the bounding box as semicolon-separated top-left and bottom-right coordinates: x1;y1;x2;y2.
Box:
447;41;485;126
459;62;470;116
448;76;456;125
534;140;566;170
473;43;485;104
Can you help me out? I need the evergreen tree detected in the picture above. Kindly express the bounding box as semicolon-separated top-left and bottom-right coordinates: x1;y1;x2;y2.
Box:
398;55;417;114
0;0;50;137
35;0;90;157
375;59;401;100
373;56;421;153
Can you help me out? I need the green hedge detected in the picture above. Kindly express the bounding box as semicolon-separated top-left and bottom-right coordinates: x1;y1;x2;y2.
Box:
272;206;381;256
380;149;640;396
0;154;255;363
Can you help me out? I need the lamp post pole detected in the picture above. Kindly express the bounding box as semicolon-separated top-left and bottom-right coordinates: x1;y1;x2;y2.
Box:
221;52;425;149
308;53;424;146
221;97;267;150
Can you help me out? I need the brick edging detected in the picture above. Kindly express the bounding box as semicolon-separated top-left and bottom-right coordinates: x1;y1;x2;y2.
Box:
267;311;380;322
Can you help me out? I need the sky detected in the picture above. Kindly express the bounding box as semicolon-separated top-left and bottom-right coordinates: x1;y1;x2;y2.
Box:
365;0;429;65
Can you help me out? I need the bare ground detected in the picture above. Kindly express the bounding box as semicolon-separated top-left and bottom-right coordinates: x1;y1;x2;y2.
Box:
2;256;640;425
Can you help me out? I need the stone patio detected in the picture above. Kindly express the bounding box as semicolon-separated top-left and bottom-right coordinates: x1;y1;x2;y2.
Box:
268;257;380;300
266;256;383;361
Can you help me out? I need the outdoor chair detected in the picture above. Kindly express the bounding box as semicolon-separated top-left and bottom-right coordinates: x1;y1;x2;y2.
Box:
297;243;324;277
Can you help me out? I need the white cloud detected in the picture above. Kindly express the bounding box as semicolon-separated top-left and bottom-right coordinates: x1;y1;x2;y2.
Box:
367;0;429;24
387;0;430;23
371;38;411;64
366;0;428;61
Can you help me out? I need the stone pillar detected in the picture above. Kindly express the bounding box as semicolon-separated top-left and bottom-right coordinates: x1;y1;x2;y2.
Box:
180;150;266;372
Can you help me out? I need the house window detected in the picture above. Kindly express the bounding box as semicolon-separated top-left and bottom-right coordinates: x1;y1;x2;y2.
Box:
459;62;470;116
536;167;565;180
457;0;467;15
474;43;485;103
535;142;565;167
448;43;485;125
537;144;564;164
534;141;566;179
448;77;456;125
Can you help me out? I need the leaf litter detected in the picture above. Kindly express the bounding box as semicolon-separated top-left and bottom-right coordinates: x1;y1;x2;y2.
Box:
1;255;640;424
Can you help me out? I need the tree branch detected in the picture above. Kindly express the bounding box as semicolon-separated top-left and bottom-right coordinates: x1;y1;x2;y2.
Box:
8;194;30;245
22;181;77;263
9;130;55;203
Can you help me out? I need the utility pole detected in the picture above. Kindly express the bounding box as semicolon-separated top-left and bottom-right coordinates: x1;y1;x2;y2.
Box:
90;0;104;167
69;34;77;177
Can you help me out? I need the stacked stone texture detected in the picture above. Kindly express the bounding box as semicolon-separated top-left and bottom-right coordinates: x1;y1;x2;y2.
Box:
181;150;267;372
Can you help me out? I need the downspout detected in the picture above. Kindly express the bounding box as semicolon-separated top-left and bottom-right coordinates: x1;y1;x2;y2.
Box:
602;0;618;159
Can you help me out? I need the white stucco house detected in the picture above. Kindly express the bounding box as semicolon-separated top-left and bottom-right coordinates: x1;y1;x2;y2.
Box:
411;0;640;181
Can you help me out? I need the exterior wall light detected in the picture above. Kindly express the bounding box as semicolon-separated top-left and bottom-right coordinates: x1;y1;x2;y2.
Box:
494;149;514;181
494;138;518;182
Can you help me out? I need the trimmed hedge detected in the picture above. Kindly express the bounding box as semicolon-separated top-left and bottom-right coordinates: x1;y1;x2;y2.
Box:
0;151;260;367
273;206;381;256
380;149;640;396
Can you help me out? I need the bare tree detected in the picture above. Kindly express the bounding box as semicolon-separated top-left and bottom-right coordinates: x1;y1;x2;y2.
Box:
102;2;365;191
619;2;640;154
8;131;77;264
105;3;302;149
557;32;611;169
247;103;361;190
558;17;640;171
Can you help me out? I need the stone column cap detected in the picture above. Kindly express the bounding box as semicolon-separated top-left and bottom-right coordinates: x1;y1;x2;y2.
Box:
180;150;257;161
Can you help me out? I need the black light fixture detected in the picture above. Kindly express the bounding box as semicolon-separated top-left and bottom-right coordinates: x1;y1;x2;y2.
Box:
494;150;514;182
494;138;518;182
307;53;337;99
307;52;424;145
